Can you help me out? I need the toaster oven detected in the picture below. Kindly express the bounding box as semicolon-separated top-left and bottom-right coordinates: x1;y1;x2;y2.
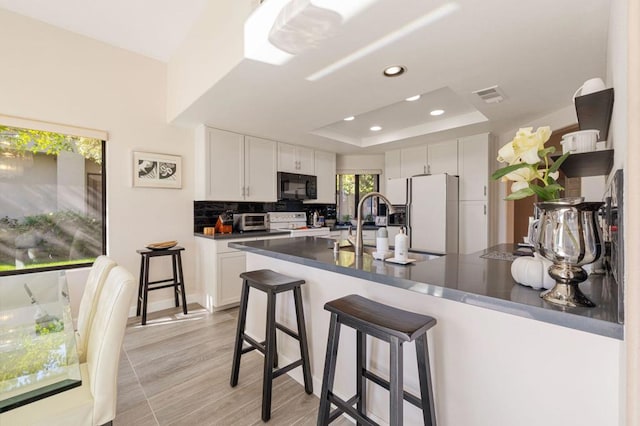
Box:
233;213;268;232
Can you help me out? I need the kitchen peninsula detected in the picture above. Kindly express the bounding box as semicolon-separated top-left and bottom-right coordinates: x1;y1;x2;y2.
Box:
231;237;622;426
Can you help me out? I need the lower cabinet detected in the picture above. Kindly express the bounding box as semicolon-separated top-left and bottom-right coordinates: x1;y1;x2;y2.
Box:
196;235;290;311
459;200;488;254
216;251;247;308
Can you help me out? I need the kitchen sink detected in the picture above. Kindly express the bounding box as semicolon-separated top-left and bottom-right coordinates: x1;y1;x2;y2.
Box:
335;244;441;262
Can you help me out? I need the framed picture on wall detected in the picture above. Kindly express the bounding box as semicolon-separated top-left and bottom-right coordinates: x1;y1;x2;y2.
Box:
133;151;182;189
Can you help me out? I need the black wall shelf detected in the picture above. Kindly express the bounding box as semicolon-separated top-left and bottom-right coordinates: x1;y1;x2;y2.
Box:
551;149;614;178
575;88;614;140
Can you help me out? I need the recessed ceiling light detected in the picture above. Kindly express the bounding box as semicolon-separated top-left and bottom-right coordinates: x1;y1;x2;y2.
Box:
343;116;355;121
383;65;406;77
370;125;382;131
430;109;445;116
405;95;421;101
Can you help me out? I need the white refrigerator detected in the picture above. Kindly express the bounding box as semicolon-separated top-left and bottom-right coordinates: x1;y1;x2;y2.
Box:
387;174;458;254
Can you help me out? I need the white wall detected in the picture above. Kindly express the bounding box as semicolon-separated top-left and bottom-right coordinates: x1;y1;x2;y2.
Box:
0;9;196;315
606;0;628;176
167;0;255;123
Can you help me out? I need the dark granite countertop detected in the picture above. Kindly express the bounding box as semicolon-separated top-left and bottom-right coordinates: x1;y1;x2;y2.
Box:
230;237;623;340
194;230;290;240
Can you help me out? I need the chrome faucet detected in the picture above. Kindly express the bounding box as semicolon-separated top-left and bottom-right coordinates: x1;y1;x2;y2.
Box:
353;192;394;257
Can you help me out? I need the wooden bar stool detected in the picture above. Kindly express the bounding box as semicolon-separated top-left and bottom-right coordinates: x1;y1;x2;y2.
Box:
230;269;313;422
136;246;187;325
318;294;437;426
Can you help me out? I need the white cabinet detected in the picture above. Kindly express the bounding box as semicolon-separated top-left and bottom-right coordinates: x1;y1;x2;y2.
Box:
400;146;428;177
244;136;277;201
385;150;401;179
428;140;458;175
196;234;290;311
216;251;247;307
459;200;488;254
387;140;457;180
458;134;490;200
195;126;277;202
457;133;494;254
305;150;336;204
278;142;315;175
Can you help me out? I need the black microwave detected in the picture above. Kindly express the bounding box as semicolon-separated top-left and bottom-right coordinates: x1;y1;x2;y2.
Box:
277;172;317;200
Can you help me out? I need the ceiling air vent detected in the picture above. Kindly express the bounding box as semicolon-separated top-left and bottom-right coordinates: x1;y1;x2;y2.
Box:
472;85;506;104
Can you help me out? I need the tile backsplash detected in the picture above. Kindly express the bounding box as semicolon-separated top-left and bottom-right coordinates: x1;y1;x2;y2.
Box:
194;200;336;232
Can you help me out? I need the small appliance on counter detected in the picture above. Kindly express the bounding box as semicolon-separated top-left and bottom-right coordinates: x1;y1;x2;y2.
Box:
215;211;233;234
233;213;268;232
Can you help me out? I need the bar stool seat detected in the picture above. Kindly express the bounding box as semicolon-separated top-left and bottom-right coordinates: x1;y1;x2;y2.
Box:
136;246;187;325
318;294;437;426
230;269;313;422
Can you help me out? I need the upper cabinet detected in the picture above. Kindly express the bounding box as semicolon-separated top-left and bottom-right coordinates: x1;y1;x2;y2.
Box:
385;139;458;179
385;149;401;179
244;136;278;201
305;150;336;204
428;140;458;175
458;134;490;201
278;142;315;175
400;146;428;177
195;126;277;202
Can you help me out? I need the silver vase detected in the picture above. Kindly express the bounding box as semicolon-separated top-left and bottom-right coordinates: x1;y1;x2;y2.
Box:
533;198;604;308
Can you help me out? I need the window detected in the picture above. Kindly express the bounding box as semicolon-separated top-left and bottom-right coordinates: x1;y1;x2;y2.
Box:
336;173;379;223
0;125;105;274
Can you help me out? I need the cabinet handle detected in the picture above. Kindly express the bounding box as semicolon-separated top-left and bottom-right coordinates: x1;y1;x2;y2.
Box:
427;164;431;174
484;185;487;196
484;205;487;215
242;186;245;196
246;186;250;197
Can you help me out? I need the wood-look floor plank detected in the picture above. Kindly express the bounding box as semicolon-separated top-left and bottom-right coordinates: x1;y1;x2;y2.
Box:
115;305;328;426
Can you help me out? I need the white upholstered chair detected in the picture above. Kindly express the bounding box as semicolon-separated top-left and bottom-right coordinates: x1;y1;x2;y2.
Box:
76;255;117;362
1;265;136;426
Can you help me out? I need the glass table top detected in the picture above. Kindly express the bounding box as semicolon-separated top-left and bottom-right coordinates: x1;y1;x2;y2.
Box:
0;270;81;412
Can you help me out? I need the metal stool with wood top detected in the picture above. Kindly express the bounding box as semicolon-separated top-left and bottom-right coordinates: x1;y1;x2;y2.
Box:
318;294;437;426
136;246;187;325
230;269;313;422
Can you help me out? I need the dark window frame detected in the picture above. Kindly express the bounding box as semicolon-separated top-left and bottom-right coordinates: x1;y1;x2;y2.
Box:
0;140;107;277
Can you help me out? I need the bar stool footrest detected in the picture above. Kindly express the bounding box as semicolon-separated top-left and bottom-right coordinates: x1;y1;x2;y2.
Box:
362;369;422;409
275;322;300;340
328;393;377;426
146;282;183;291
272;359;303;379
241;335;266;355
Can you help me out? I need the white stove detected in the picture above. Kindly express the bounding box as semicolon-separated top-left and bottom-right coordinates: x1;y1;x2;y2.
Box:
267;212;331;237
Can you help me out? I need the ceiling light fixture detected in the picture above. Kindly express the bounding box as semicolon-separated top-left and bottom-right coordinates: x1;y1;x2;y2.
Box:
306;2;460;81
245;0;378;66
370;125;382;131
383;65;406;77
430;109;445;116
405;95;421;101
343;116;355;121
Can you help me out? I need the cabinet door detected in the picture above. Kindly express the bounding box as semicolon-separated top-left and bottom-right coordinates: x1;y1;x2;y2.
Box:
307;150;335;204
428;140;458;175
458;134;489;200
459;200;488;254
216;251;247;307
245;136;277;202
207;128;244;201
400;146;428;177
296;146;315;175
385;149;401;179
277;142;297;173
